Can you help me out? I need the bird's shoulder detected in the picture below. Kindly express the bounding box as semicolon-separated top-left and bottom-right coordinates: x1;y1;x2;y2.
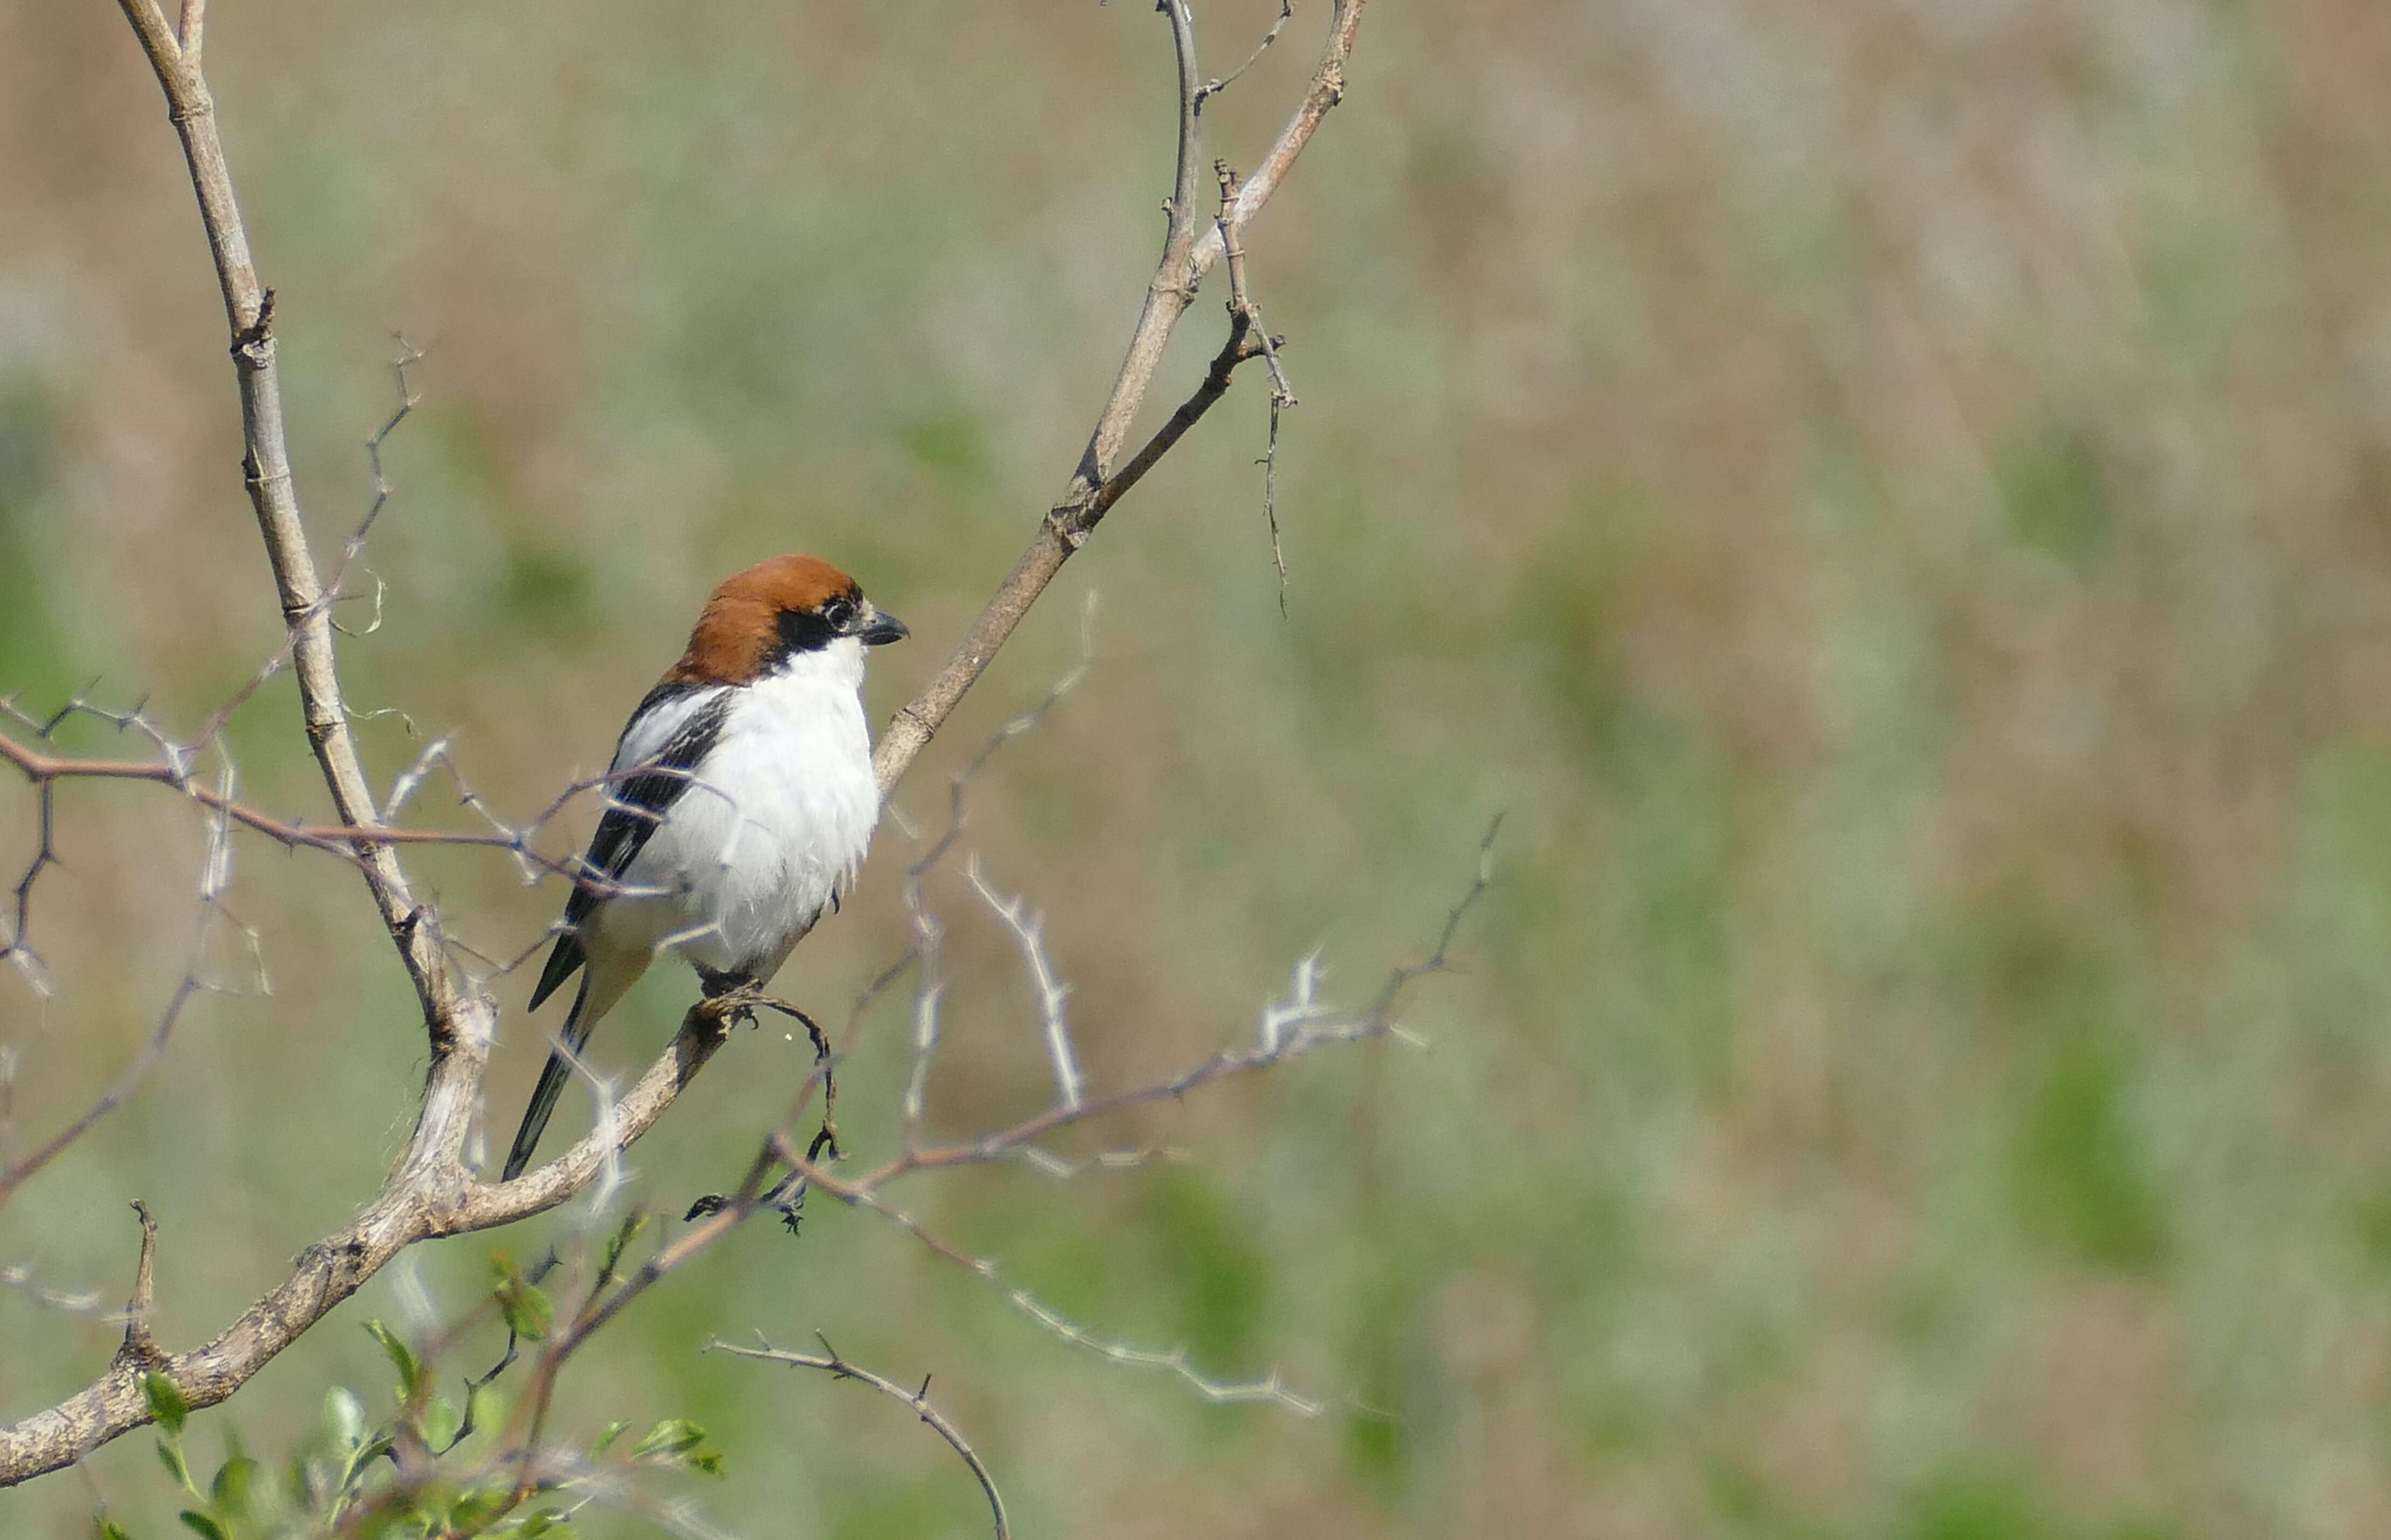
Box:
612;678;733;775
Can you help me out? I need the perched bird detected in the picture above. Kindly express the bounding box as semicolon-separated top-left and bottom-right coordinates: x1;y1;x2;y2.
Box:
501;554;908;1180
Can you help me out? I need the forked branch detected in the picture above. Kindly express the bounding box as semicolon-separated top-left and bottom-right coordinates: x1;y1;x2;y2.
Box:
0;0;1372;1490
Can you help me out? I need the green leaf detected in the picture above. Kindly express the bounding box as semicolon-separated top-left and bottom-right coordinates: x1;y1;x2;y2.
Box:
444;1489;514;1530
335;1434;394;1497
323;1387;366;1452
588;1419;630;1456
363;1321;423;1399
98;1520;135;1540
341;1507;414;1540
465;1383;504;1444
631;1419;706;1460
631;1418;722;1474
420;1393;460;1451
155;1438;196;1496
209;1455;257;1520
176;1515;227;1540
141;1372;190;1439
597;1212;651;1280
497;1283;553;1342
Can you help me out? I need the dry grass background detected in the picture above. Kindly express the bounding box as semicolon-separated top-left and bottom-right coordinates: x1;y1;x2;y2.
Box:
6;0;2391;1535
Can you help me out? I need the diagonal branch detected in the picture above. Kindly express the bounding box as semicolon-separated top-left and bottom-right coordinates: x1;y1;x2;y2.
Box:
112;0;454;1029
0;0;1372;1490
0;1001;732;1487
872;0;1366;790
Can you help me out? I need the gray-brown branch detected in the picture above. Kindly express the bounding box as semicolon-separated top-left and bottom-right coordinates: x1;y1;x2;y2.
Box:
0;0;1366;1488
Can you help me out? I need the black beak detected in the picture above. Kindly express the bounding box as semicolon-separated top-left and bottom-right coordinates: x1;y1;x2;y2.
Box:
857;609;909;647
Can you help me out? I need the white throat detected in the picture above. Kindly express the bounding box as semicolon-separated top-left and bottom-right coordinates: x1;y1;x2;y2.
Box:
770;634;867;694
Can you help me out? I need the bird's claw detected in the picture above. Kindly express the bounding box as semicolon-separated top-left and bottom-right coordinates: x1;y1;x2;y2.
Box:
680;1187;807;1237
695;978;767;1030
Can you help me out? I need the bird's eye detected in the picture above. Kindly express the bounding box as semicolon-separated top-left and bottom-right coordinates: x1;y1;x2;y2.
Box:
821;598;857;631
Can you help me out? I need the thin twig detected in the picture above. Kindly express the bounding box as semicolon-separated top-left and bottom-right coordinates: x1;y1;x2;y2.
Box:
1216;159;1298;611
898;598;1098;1144
964;857;1083;1111
710;1334;1010;1540
779;1154;1328;1414
0;758;262;1211
871;0;1367;787
0;0;1375;1487
1194;0;1293;114
190;341;422;750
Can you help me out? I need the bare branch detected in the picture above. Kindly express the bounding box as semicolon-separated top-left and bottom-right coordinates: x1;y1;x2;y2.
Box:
897;599;1097;1144
0;756;258;1211
1191;0;1365;271
445;1004;737;1232
900;968;946;1147
964;857;1082;1111
743;819;1496;1423
781;1155;1328;1415
871;0;1367;789
1260;393;1289;605
709;1334;1010;1540
111;9;454;1026
1096;308;1263;521
190;340;423;755
1214;158;1298;609
0;0;1377;1487
0;722;679;919
0;1000;729;1483
0;983;201;1212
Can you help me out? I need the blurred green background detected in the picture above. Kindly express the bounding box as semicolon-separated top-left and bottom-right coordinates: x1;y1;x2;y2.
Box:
7;0;2391;1534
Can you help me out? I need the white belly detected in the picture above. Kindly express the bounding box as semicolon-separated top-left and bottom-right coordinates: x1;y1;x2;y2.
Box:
594;645;878;983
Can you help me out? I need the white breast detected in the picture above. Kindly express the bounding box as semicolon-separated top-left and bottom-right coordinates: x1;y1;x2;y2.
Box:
596;638;879;983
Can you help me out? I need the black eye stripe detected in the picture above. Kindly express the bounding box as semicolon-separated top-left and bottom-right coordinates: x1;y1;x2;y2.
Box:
770;592;864;662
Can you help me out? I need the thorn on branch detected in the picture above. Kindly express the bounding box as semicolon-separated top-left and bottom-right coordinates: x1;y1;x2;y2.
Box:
230;286;275;361
710;1332;1010;1539
1212;160;1298;610
964;857;1082;1112
1261;392;1289;615
113;1201;166;1371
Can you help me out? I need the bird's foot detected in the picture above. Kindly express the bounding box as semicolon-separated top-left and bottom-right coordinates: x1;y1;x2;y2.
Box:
694;977;767;1031
681;1175;809;1236
767;1168;809;1236
750;993;829;1053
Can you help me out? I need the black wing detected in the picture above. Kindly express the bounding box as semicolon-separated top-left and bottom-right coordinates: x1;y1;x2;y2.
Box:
526;681;731;1011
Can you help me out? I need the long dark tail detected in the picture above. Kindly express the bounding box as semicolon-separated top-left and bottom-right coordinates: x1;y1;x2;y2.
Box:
503;972;600;1180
